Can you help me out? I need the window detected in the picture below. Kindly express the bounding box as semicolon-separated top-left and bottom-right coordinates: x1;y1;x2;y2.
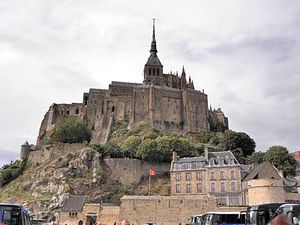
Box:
229;195;239;205
176;173;181;181
230;171;235;179
149;68;151;75
186;184;191;193
221;182;226;192
231;182;236;192
176;184;181;193
220;171;225;180
210;171;215;180
211;182;216;192
196;172;202;181
197;183;202;193
157;68;159;75
186;173;191;181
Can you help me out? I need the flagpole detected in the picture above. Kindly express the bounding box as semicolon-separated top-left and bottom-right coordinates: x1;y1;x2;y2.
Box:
149;173;151;195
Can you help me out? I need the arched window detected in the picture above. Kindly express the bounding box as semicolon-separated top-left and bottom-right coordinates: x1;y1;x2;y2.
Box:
78;221;83;225
211;182;216;192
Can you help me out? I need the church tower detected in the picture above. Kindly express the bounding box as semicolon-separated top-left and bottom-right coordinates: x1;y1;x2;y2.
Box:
143;19;164;85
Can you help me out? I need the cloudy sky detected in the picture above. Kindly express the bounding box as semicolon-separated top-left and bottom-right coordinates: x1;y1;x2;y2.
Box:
0;0;299;167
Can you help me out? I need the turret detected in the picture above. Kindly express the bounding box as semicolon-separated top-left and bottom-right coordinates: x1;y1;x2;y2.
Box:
20;141;30;161
143;19;164;85
180;66;187;89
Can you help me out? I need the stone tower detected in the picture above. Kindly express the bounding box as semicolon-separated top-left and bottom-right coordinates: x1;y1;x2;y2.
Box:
143;19;164;85
20;141;30;160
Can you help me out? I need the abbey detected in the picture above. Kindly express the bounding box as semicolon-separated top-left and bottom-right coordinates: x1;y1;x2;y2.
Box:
37;21;228;144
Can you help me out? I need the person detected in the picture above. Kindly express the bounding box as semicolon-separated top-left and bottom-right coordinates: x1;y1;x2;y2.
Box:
271;214;293;225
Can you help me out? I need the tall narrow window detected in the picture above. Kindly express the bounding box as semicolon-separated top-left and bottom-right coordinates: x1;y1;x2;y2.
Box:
186;184;191;193
211;182;216;192
210;171;215;180
221;182;226;192
186;173;191;181
230;171;235;179
196;172;202;181
176;173;181;181
176;184;181;193
231;182;236;192
220;171;225;180
157;68;159;75
149;68;151;75
197;183;202;193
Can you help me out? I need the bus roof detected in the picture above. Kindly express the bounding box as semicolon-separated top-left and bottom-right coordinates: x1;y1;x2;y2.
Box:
0;204;22;208
248;203;285;211
206;212;241;215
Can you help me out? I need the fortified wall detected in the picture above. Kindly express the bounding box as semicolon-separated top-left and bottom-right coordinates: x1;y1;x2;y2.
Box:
119;195;217;225
21;143;170;185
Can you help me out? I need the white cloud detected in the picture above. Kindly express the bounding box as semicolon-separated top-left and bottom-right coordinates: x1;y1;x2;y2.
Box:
0;0;300;166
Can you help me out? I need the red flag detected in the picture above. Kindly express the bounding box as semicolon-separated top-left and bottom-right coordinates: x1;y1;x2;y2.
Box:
150;169;156;176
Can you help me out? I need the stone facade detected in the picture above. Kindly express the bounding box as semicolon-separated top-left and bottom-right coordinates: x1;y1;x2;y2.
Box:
170;149;242;206
119;195;217;225
37;22;228;145
59;204;119;225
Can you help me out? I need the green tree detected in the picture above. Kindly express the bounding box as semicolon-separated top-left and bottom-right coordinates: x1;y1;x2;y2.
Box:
264;146;296;177
104;142;125;158
121;136;142;158
246;151;265;165
136;139;160;162
53;116;92;143
0;160;27;187
219;130;256;158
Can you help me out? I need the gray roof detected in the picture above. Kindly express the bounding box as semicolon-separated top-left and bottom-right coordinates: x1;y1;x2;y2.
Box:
62;195;86;212
243;162;281;182
146;52;162;66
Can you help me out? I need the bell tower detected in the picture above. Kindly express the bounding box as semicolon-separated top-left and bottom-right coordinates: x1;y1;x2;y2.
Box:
143;19;164;85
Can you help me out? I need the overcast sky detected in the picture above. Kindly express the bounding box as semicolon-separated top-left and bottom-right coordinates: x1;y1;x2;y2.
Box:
0;0;299;167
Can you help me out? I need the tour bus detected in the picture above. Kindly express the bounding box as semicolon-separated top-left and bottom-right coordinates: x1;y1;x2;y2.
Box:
246;203;284;225
203;211;245;225
188;214;206;225
268;204;300;225
0;204;32;225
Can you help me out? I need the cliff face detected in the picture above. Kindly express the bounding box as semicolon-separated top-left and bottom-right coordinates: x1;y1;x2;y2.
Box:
0;147;120;216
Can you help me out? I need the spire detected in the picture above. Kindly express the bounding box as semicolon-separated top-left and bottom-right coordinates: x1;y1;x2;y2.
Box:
150;19;157;53
181;66;187;89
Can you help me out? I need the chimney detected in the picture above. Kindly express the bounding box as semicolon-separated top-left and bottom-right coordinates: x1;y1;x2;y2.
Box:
172;151;177;162
204;147;209;160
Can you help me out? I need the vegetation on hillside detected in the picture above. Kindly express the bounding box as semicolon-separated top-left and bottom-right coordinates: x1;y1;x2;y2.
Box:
0;160;28;188
52;116;92;143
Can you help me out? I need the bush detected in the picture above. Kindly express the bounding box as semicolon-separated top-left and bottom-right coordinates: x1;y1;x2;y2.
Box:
0;160;27;187
53;116;92;143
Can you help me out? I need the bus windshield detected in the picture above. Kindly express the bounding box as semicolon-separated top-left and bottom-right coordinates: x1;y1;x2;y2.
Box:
0;204;32;225
0;205;22;225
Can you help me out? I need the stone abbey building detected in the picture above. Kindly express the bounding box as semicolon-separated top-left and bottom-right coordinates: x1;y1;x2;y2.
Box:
37;21;228;144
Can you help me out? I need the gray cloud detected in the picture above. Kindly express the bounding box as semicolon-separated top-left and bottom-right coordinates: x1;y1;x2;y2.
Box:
1;0;300;167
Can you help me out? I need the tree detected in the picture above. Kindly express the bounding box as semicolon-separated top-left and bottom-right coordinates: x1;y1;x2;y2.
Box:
219;130;256;157
246;151;265;165
104;142;125;158
136;139;161;162
264;146;296;177
53;116;92;143
121;136;142;158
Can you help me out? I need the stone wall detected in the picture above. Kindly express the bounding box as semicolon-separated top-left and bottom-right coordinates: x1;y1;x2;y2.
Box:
59;204;119;225
243;179;285;205
28;143;87;164
104;158;170;185
119;195;217;225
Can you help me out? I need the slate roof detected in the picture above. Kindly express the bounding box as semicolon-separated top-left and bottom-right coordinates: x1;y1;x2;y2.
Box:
62;195;86;212
146;52;162;66
242;162;281;182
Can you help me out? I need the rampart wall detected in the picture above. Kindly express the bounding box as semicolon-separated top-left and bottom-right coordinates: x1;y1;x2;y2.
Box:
119;195;217;225
104;158;170;185
28;143;88;163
